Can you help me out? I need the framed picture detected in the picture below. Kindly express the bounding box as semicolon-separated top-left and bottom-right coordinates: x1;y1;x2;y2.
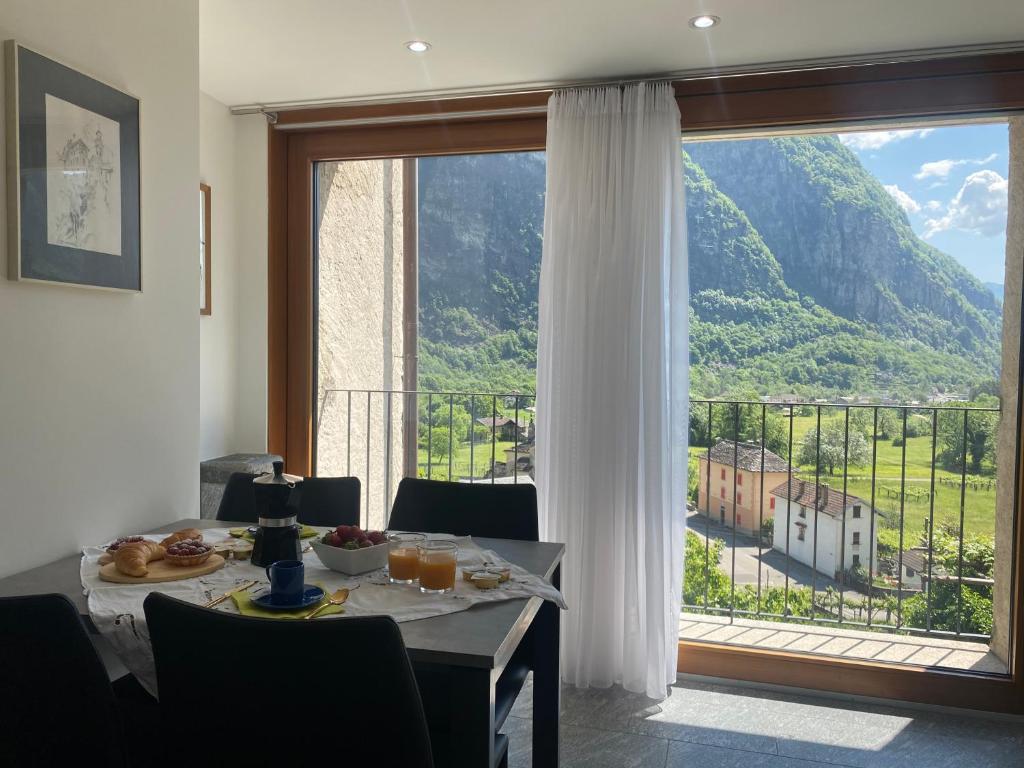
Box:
200;182;211;315
5;40;141;291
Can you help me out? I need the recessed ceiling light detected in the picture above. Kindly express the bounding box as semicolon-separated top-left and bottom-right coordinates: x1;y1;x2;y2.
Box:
689;15;720;29
405;40;431;53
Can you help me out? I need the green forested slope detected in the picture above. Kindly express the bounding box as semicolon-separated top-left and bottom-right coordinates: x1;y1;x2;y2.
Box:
417;141;1001;399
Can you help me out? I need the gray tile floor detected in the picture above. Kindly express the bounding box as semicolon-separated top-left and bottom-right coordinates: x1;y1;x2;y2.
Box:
505;675;1024;767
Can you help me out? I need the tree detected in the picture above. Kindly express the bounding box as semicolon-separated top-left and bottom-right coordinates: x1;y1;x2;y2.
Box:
428;427;453;463
901;524;994;635
704;399;790;457
937;401;998;474
683;532;731;607
798;420;869;475
426;402;472;441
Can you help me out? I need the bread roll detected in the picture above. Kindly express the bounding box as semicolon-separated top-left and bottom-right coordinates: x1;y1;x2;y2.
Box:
159;528;202;549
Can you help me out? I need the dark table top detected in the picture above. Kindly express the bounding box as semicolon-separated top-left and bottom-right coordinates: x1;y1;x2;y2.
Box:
0;518;564;670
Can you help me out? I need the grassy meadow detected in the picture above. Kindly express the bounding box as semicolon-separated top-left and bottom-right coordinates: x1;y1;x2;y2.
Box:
689;408;997;539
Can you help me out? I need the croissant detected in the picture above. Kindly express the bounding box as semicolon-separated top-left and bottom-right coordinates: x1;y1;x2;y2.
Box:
159;528;202;549
113;541;166;577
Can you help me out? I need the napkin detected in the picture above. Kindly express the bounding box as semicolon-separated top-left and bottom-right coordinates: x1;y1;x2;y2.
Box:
228;525;320;541
231;584;344;620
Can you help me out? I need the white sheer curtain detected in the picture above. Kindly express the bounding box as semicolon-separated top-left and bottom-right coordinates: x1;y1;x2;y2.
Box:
536;82;688;699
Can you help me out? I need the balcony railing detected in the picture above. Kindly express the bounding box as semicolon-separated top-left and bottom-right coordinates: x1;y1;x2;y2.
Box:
316;389;1001;646
316;389;536;529
687;399;1001;645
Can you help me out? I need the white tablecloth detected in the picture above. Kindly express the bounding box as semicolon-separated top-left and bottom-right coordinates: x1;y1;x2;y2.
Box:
82;528;565;695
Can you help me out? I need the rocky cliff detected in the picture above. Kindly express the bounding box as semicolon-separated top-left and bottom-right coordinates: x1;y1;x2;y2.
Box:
416;139;1002;398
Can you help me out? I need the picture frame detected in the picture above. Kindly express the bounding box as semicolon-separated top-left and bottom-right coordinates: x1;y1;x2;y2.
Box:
200;182;211;315
5;40;141;291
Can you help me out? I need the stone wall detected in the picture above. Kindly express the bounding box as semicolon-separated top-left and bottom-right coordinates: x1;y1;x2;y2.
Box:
315;160;407;530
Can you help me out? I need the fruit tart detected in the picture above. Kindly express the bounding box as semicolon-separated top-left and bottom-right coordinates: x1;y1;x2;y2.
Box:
106;535;146;554
164;538;214;567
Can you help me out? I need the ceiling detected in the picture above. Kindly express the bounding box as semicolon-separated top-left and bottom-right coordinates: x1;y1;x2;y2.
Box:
199;0;1024;109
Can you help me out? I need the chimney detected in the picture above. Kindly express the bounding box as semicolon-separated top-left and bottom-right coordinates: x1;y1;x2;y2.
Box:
822;482;829;508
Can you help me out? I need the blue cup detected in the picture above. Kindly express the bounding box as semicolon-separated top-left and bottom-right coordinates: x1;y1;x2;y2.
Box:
265;559;304;605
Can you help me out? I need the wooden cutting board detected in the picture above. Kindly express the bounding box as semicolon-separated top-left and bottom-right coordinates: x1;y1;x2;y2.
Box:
98;554;226;584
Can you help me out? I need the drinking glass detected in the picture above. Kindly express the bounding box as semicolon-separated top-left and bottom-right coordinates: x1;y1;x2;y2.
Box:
417;540;458;594
387;533;425;584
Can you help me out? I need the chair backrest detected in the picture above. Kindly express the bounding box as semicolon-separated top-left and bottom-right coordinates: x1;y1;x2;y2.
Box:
388;478;539;541
215;471;256;522
0;594;126;767
144;593;433;767
296;476;361;527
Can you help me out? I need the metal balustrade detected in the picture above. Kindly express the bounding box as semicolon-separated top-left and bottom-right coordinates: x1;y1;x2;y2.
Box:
316;389;1001;643
686;399;1000;643
316;389;537;529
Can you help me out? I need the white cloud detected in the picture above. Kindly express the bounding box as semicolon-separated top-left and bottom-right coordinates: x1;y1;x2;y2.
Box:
914;153;998;180
837;128;934;151
924;200;943;212
883;184;921;214
923;170;1008;238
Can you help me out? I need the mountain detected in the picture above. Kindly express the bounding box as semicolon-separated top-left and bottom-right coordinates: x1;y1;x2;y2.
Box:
417;139;1002;399
417;153;543;393
686;137;1001;366
985;282;1004;303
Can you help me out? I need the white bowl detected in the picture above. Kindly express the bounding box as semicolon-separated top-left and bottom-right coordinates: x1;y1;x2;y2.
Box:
311;539;388;575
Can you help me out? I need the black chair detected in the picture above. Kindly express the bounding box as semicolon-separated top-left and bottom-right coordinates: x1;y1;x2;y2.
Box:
144;593;433;767
388;477;539;541
296;476;361;527
387;478;538;766
215;471;256;522
0;594;127;767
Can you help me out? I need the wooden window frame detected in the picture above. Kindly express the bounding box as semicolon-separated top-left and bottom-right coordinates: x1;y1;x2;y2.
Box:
268;51;1024;713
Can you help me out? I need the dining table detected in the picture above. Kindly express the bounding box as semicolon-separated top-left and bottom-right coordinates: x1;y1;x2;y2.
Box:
0;518;565;768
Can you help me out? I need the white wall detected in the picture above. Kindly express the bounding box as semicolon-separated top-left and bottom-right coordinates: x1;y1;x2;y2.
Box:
199;92;237;459
772;497;878;578
0;0;199;578
231;113;268;451
198;92;267;459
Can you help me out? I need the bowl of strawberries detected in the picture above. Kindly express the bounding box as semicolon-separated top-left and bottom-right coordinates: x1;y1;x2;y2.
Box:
311;525;389;575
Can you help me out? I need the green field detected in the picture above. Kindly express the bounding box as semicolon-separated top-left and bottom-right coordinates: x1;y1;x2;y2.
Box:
416;438;517;481
689;410;997;538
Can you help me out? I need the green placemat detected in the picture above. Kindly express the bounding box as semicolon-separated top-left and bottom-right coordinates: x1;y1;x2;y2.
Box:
231;584;343;620
228;525;319;542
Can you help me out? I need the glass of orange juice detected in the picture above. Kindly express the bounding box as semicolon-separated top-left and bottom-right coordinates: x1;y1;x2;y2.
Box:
387;533;425;584
417;540;458;594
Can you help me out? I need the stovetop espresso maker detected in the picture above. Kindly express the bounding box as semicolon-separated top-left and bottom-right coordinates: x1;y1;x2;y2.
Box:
250;461;303;568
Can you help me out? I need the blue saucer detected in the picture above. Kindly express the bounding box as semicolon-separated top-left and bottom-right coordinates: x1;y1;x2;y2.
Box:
251;585;325;611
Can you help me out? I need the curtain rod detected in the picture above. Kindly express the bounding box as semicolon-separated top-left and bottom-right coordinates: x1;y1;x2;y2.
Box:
230;40;1024;120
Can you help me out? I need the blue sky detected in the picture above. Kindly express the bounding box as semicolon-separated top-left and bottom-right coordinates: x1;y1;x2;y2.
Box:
837;123;1009;286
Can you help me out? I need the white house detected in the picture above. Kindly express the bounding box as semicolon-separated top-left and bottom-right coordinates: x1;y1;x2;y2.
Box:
770;479;880;579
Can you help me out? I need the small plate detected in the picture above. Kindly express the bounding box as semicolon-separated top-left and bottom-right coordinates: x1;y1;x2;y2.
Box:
251;585;325;611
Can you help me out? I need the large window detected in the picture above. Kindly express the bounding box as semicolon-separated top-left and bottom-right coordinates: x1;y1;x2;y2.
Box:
282;96;1019;719
311;120;1018;676
685;121;1016;676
